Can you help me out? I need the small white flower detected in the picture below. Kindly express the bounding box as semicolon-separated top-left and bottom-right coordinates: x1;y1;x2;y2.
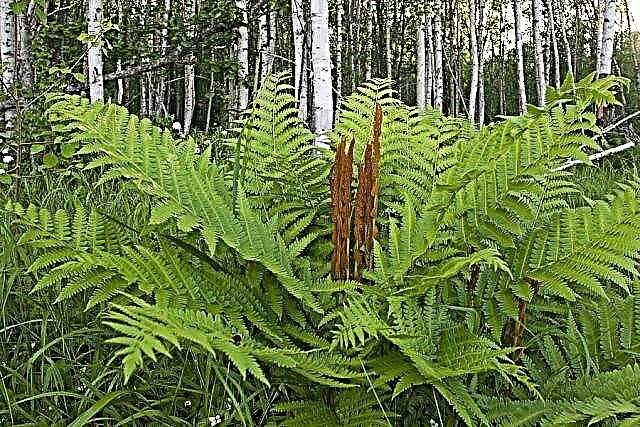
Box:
172;122;182;131
0;169;5;175
31;342;36;348
2;155;13;164
184;400;191;407
195;146;202;154
209;415;223;426
430;419;439;427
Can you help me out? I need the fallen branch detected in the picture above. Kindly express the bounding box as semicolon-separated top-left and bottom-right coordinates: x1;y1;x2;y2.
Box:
553;110;639;171
554;141;636;171
602;110;640;134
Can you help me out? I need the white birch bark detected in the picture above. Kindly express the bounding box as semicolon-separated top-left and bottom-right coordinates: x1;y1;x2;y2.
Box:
416;14;427;108
546;0;560;88
17;11;33;88
139;0;148;116
468;0;479;121
183;0;196;136
0;0;15;124
157;0;171;115
365;0;375;81
116;1;124;104
267;8;277;76
426;15;433;107
87;0;104;102
292;0;308;120
253;11;268;94
598;0;617;76
532;0;546;105
310;0;333;146
433;0;443;111
385;0;392;78
513;0;527;113
236;0;249;112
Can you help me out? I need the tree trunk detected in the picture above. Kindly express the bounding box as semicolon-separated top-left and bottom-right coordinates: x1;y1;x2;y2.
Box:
532;0;546;105
0;0;15;124
498;2;506;115
433;0;443;111
87;0;104;102
547;0;560;88
310;0;333;146
116;1;124;104
157;0;171;115
385;0;392;78
292;0;308;120
365;0;375;80
268;8;277;76
468;0;479;122
236;0;249;112
17;12;33;89
513;0;527;113
183;0;196;136
598;0;617;77
253;11;268;94
426;15;433;107
416;14;427;108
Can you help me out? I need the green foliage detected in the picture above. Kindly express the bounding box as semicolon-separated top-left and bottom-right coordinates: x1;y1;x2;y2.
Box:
5;73;640;425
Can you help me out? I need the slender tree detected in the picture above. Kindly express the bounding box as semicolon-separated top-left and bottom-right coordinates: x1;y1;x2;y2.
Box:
417;13;427;108
235;0;249;113
336;0;343;115
513;0;527;113
598;0;618;77
0;0;15;123
468;0;479;121
292;0;308;120
17;10;33;89
310;0;333;146
433;0;444;110
87;0;104;102
183;0;196;135
532;0;546;104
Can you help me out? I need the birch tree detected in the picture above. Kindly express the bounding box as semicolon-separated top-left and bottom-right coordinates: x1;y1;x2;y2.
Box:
416;14;427;108
292;0;308;120
598;0;618;77
468;0;479;121
183;0;196;136
253;12;268;94
365;0;375;81
532;0;546;105
310;0;333;146
513;0;527;113
0;0;15;123
236;0;249;112
547;0;560;88
18;10;33;89
433;0;444;110
87;0;104;103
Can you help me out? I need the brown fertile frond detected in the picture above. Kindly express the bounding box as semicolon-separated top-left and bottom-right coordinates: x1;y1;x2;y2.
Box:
354;103;384;279
331;137;354;280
